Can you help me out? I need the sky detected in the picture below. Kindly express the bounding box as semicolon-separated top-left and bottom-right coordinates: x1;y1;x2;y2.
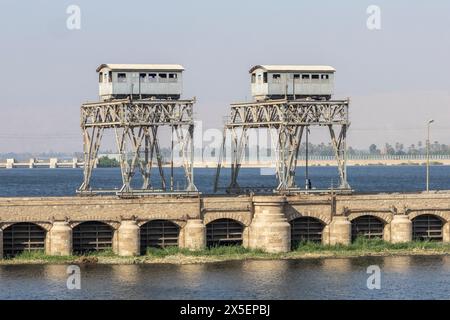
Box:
0;0;449;153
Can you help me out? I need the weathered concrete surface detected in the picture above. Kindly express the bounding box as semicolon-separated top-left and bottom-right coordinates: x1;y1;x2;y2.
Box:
248;196;291;253
328;216;351;245
47;221;72;256
0;192;449;257
390;215;413;243
116;220;140;256
181;219;206;250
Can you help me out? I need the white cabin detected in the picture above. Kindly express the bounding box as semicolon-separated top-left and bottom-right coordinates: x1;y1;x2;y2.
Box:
249;65;335;101
97;64;184;100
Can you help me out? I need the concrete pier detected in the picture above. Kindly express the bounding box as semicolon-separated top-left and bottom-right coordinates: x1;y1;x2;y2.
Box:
0;228;3;259
117;220;140;256
182;219;206;250
248;196;291;253
47;221;72;256
390;215;412;243
328;216;351;245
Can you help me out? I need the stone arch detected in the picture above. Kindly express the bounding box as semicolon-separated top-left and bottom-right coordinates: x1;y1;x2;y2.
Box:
410;213;445;242
290;216;326;248
139;219;181;254
407;211;449;223
347;212;393;224
2;222;47;257
137;218;186;229
205;218;244;247
203;211;251;227
1;221;52;232
69;219;119;230
350;214;387;242
72;220;115;254
286;211;331;225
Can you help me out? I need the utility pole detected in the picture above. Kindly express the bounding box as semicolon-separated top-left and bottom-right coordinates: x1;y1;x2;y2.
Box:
305;127;311;190
426;119;434;192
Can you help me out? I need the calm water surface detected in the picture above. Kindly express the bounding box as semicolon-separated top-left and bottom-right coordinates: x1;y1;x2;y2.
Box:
0;165;449;196
0;256;449;300
0;167;449;300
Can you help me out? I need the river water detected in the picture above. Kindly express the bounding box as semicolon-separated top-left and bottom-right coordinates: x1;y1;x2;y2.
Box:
0;165;449;196
0;167;449;300
0;256;449;300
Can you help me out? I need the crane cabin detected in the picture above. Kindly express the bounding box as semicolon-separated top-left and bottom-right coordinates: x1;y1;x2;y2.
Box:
249;65;335;101
97;64;184;101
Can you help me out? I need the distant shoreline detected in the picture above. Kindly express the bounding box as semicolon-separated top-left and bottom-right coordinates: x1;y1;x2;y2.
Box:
1;159;449;169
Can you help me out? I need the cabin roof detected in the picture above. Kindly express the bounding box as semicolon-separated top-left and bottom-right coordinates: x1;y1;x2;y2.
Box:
249;65;335;73
96;64;185;72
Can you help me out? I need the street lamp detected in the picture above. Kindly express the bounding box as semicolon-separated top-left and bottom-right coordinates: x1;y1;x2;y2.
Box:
426;119;434;192
305;127;311;190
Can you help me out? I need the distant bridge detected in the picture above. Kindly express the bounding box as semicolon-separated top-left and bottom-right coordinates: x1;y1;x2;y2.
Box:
0;158;84;169
1;154;450;169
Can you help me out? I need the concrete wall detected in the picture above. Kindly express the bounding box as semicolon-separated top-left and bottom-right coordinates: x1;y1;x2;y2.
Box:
0;192;449;257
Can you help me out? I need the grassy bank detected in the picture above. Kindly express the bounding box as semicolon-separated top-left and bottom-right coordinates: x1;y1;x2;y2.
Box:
2;239;449;265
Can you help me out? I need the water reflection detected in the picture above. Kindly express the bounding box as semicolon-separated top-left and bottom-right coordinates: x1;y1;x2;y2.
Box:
0;255;449;299
321;258;352;273
111;265;140;285
382;256;412;273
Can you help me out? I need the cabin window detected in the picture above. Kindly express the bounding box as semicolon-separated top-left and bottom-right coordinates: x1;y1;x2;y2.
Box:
321;74;329;80
139;73;147;81
118;73;127;83
108;71;112;82
311;74;320;80
302;74;310;80
168;73;178;83
98;72;103;83
272;74;281;83
159;73;168;83
251;73;256;83
148;73;157;82
257;74;262;84
263;72;268;83
293;74;300;82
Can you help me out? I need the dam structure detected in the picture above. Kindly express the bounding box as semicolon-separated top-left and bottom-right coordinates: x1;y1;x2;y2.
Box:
0;193;449;258
0;64;449;258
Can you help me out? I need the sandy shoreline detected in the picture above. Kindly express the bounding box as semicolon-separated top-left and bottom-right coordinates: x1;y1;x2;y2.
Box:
1;249;448;266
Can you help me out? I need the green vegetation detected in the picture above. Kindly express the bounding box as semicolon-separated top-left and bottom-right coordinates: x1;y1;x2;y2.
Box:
8;250;77;263
144;245;264;258
97;156;120;168
1;240;449;265
291;238;450;254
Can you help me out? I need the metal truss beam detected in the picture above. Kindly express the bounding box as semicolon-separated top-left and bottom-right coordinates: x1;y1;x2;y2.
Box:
78;98;197;195
214;99;350;193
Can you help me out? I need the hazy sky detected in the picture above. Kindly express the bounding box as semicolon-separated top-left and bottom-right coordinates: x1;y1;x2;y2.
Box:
0;0;449;153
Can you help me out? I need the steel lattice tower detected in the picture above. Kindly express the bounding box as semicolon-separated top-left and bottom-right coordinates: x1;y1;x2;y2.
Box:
78;98;197;195
214;98;351;194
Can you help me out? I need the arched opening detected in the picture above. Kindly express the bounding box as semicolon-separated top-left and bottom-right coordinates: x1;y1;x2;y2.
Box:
351;215;384;241
412;214;443;241
3;223;46;257
290;217;325;248
206;218;243;247
140;220;180;254
73;221;114;254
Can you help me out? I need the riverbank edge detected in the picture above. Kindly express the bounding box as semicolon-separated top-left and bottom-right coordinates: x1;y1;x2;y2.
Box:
1;248;449;265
